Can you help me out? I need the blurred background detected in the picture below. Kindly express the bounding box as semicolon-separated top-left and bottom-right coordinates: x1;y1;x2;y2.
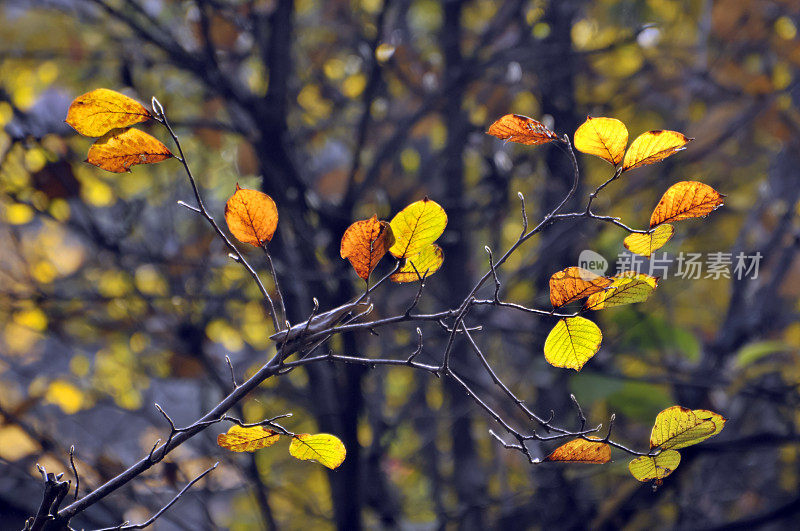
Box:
2;0;800;529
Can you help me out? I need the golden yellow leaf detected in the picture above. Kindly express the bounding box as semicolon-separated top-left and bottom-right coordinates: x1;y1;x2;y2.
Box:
389;198;447;259
650;406;726;450
486;114;559;145
584;272;659;310
649;181;725;228
86;128;172;173
549;267;613;308
543;316;602;371
628;450;681;482
623;224;675;257
544;438;611;464
217;425;280;452
340;215;394;280
622;130;692;172
391;243;443;283
224;185;279;246
289;433;346;469
66;88;152;137
573;116;628;165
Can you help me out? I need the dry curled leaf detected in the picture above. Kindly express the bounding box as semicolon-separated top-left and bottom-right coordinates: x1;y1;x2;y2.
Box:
622;130;692;172
289;433;346;469
649;181;725;228
86;128;172;173
66;88;152;137
486;114;559;145
545;438;611;464
543;316;602;371
623;224;675;257
389;198;447;259
217;425;280;452
340;215;394;281
573;116;628;165
225;185;279;246
549;267;613;308
391;243;443;283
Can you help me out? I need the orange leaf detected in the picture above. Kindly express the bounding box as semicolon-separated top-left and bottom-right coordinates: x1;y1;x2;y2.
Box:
217;425;280;452
486;114;559;146
340;215;394;280
573;116;628;165
86;128;172;173
66;88;152;137
545;438;611;464
622;130;692;172
649;181;725;228
391;244;443;283
549;267;613;308
224;185;279;246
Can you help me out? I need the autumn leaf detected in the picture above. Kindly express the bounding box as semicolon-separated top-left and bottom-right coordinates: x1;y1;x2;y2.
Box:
217;425;280;452
545;438;611;464
66;88;152;137
225;185;279;246
623;224;675;257
650;406;726;450
628;450;681;482
340;215;394;280
289;433;346;469
389;198;447;259
649;181;725;228
391;244;443;283
573;116;628;165
86;128;172;173
621;130;692;172
584;272;659;311
549;267;613;308
543;316;602;371
486;114;559;145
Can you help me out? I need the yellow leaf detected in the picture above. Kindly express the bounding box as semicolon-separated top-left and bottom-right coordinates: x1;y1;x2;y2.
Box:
649;181;725;228
573;116;628;165
584;272;658;310
650;406;726;450
45;380;85;414
549;267;613;308
66;88;152;137
389;198;447;259
623;224;675;257
543;316;602;371
86;128;172;173
391;244;444;283
224;185;279;246
628;450;681;482
340;215;394;280
486;114;559;146
289;433;346;469
544;438;611;463
622;130;692;172
217;425;280;452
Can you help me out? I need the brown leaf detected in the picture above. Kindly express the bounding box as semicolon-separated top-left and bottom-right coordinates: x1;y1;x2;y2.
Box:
549;267;613;308
66;88;151;137
486;114;559;146
545;438;611;464
340;215;394;280
649;181;725;228
86;128;172;173
224;185;279;246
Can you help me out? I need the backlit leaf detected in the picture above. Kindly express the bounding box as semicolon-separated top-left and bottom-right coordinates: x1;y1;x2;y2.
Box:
340;215;394;280
623;224;675;257
389;198;447;259
649;181;725;228
86;128;172;173
217;425;280;452
549;267;613;308
545;438;611;464
543;316;602;371
289;433;346;469
66;88;152;137
225;185;279;246
391;243;443;283
650;406;726;450
628;450;681;482
486;114;559;146
622;130;692;172
584;272;659;310
573;116;628;165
